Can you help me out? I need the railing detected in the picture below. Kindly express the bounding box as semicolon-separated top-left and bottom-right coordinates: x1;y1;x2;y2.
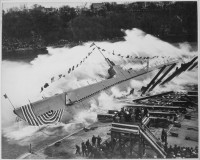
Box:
142;116;165;149
111;121;166;157
140;125;166;154
139;127;166;158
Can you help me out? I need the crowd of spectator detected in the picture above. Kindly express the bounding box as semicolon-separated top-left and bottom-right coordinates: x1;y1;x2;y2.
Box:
49;40;83;48
2;36;44;52
2;37;83;52
75;133;199;158
166;145;198;158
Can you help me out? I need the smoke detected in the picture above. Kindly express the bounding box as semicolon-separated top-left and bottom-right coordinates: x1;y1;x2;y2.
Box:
1;28;198;146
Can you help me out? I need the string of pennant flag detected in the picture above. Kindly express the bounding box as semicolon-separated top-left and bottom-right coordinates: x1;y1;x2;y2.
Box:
40;42;172;93
102;49;169;60
40;43;97;92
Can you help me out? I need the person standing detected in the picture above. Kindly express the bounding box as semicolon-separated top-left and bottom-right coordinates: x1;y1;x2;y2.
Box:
105;140;110;150
97;135;102;147
86;139;90;148
81;142;86;156
161;128;165;143
75;145;81;155
120;114;125;122
92;135;96;146
164;129;168;144
116;114;120;123
141;108;144;119
130;112;134;122
135;107;141;121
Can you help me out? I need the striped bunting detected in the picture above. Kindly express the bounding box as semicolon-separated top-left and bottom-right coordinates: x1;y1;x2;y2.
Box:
21;104;64;126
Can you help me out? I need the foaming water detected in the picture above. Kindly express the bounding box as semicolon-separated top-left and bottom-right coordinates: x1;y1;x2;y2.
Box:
1;28;198;147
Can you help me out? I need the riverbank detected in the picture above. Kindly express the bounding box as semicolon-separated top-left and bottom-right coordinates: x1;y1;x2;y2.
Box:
2;47;48;62
1;37;125;62
2;38;197;63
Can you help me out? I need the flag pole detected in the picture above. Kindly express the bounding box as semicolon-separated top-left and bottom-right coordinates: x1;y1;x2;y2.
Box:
8;98;15;110
93;43;115;68
93;43;107;59
28;99;31;104
4;94;15;110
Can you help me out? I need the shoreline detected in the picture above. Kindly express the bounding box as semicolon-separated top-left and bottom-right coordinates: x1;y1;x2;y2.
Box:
2;38;197;63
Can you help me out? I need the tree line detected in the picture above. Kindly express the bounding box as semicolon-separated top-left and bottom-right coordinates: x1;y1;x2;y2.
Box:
2;1;197;49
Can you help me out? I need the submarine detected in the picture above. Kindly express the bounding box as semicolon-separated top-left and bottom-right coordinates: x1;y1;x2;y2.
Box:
13;47;196;126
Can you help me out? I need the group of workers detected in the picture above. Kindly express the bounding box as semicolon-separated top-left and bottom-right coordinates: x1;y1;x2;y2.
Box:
75;135;107;158
113;107;149;123
75;135;125;158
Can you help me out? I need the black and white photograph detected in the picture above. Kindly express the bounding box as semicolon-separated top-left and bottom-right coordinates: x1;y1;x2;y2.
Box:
1;0;198;159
